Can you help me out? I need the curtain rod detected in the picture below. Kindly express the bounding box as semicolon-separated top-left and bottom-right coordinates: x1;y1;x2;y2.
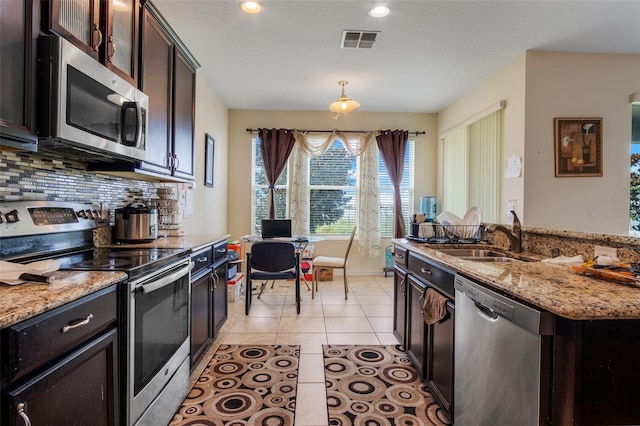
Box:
246;128;426;136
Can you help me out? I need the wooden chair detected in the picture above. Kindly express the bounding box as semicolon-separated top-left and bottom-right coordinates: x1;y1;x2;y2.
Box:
245;241;300;314
312;226;356;299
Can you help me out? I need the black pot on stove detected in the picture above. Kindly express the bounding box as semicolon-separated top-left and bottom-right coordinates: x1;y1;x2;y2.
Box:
114;203;158;243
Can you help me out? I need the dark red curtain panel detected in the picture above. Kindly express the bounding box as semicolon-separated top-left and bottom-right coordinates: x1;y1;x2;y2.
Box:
258;128;296;219
376;130;409;238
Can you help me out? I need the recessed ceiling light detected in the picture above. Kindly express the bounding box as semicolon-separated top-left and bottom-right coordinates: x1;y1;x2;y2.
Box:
241;1;262;14
369;6;390;18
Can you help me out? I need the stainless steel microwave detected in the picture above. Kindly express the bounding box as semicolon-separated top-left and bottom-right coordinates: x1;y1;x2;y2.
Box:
36;35;148;162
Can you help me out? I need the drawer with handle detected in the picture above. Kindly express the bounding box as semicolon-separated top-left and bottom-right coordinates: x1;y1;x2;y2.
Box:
191;246;213;276
2;285;117;384
393;245;408;268
407;252;455;298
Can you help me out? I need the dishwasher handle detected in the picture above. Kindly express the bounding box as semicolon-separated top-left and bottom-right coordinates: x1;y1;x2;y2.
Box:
474;301;500;321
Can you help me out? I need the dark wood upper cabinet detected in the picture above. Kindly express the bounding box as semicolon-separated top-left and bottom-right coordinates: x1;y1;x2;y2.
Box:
137;2;197;180
103;0;139;84
46;0;138;85
0;0;37;150
172;49;195;179
140;6;174;174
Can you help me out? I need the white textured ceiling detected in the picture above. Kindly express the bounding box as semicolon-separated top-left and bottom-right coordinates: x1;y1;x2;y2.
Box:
153;0;640;113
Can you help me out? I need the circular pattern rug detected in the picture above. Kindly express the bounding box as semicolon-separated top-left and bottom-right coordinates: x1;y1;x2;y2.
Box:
170;345;299;425
323;345;451;426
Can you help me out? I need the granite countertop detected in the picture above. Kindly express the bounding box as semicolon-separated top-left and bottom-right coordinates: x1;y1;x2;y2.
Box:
105;233;231;252
0;270;127;329
1;233;230;330
392;239;640;321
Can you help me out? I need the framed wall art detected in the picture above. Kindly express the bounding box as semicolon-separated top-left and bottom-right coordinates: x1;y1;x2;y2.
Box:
554;117;603;177
205;134;215;187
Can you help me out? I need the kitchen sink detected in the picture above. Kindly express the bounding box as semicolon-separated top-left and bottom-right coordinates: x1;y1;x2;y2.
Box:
437;248;520;262
458;256;516;262
436;249;508;257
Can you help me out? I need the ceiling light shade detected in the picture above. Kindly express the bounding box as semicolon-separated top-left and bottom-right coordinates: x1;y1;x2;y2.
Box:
369;6;390;18
240;1;262;14
329;81;360;116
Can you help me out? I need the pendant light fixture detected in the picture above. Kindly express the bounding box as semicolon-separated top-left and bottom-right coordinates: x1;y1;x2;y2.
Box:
329;80;360;119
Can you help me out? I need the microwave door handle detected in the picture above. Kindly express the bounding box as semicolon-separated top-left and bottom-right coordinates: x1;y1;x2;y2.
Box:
120;101;142;146
136;262;194;294
134;102;143;146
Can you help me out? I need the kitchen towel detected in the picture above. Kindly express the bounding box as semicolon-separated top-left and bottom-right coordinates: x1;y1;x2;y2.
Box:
541;255;584;265
423;288;448;325
0;259;60;285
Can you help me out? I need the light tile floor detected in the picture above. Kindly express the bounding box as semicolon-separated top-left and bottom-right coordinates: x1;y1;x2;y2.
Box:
189;274;399;426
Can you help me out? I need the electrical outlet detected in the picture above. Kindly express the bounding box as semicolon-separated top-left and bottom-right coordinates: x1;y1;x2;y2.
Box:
594;245;617;259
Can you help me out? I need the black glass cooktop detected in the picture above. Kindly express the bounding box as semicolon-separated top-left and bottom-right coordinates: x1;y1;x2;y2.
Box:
55;247;190;280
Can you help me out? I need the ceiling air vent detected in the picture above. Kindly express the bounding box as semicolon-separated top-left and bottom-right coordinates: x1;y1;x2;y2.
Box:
340;31;379;49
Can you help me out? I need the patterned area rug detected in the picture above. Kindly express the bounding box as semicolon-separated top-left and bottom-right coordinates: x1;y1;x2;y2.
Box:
323;345;451;426
170;345;299;425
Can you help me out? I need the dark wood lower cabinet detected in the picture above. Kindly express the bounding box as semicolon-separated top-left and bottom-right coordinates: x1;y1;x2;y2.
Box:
551;318;640;425
426;298;454;423
406;275;427;378
5;328;119;426
393;265;408;348
190;268;213;365
190;242;228;368
212;260;228;337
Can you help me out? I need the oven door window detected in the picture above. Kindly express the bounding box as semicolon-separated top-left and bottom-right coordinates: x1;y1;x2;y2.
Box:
133;274;189;395
66;65;122;143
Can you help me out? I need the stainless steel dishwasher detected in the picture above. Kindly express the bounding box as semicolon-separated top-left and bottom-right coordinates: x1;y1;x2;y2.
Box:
454;274;551;426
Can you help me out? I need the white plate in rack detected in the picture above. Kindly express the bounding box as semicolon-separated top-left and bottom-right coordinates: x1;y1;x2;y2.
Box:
461;207;482;239
463;207;481;227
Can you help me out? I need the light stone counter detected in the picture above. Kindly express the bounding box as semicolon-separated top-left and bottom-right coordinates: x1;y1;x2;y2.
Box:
393;238;640;321
105;233;231;252
0;234;231;330
0;270;127;329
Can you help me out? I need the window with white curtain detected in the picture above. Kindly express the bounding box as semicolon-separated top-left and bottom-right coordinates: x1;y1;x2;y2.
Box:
251;137;415;237
441;109;502;222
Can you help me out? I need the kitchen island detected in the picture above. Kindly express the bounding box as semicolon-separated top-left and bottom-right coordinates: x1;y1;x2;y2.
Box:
392;238;640;425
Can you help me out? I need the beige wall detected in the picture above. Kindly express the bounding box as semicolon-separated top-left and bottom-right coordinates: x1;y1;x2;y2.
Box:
437;52;527;224
227;110;436;274
437;51;640;234
524;51;639;233
181;73;229;235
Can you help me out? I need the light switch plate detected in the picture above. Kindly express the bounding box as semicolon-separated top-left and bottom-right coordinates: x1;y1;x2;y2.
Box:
594;245;617;259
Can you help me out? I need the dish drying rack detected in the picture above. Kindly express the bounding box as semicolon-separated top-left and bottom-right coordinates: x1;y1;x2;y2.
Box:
406;223;484;244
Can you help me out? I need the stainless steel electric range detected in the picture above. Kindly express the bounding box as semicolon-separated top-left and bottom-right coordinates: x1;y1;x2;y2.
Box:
0;201;193;426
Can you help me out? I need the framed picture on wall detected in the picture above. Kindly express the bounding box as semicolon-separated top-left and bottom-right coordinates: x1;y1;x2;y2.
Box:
205;134;215;187
554;117;603;177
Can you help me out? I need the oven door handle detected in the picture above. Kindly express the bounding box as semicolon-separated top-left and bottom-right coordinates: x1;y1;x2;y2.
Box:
135;261;194;294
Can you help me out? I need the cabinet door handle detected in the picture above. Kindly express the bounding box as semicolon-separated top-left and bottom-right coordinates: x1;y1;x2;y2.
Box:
214;271;219;289
394;253;404;259
173;155;180;170
197;257;208;263
400;276;406;295
421;267;432;275
92;24;102;51
62;314;94;333
17;403;32;426
108;35;116;62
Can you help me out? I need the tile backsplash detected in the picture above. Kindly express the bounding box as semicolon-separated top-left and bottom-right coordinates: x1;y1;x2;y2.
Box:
0;150;157;217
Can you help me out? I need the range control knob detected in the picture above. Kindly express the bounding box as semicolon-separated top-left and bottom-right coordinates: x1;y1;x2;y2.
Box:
5;209;20;223
77;210;86;218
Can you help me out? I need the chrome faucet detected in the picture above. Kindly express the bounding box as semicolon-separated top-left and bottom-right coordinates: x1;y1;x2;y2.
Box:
485;211;522;253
